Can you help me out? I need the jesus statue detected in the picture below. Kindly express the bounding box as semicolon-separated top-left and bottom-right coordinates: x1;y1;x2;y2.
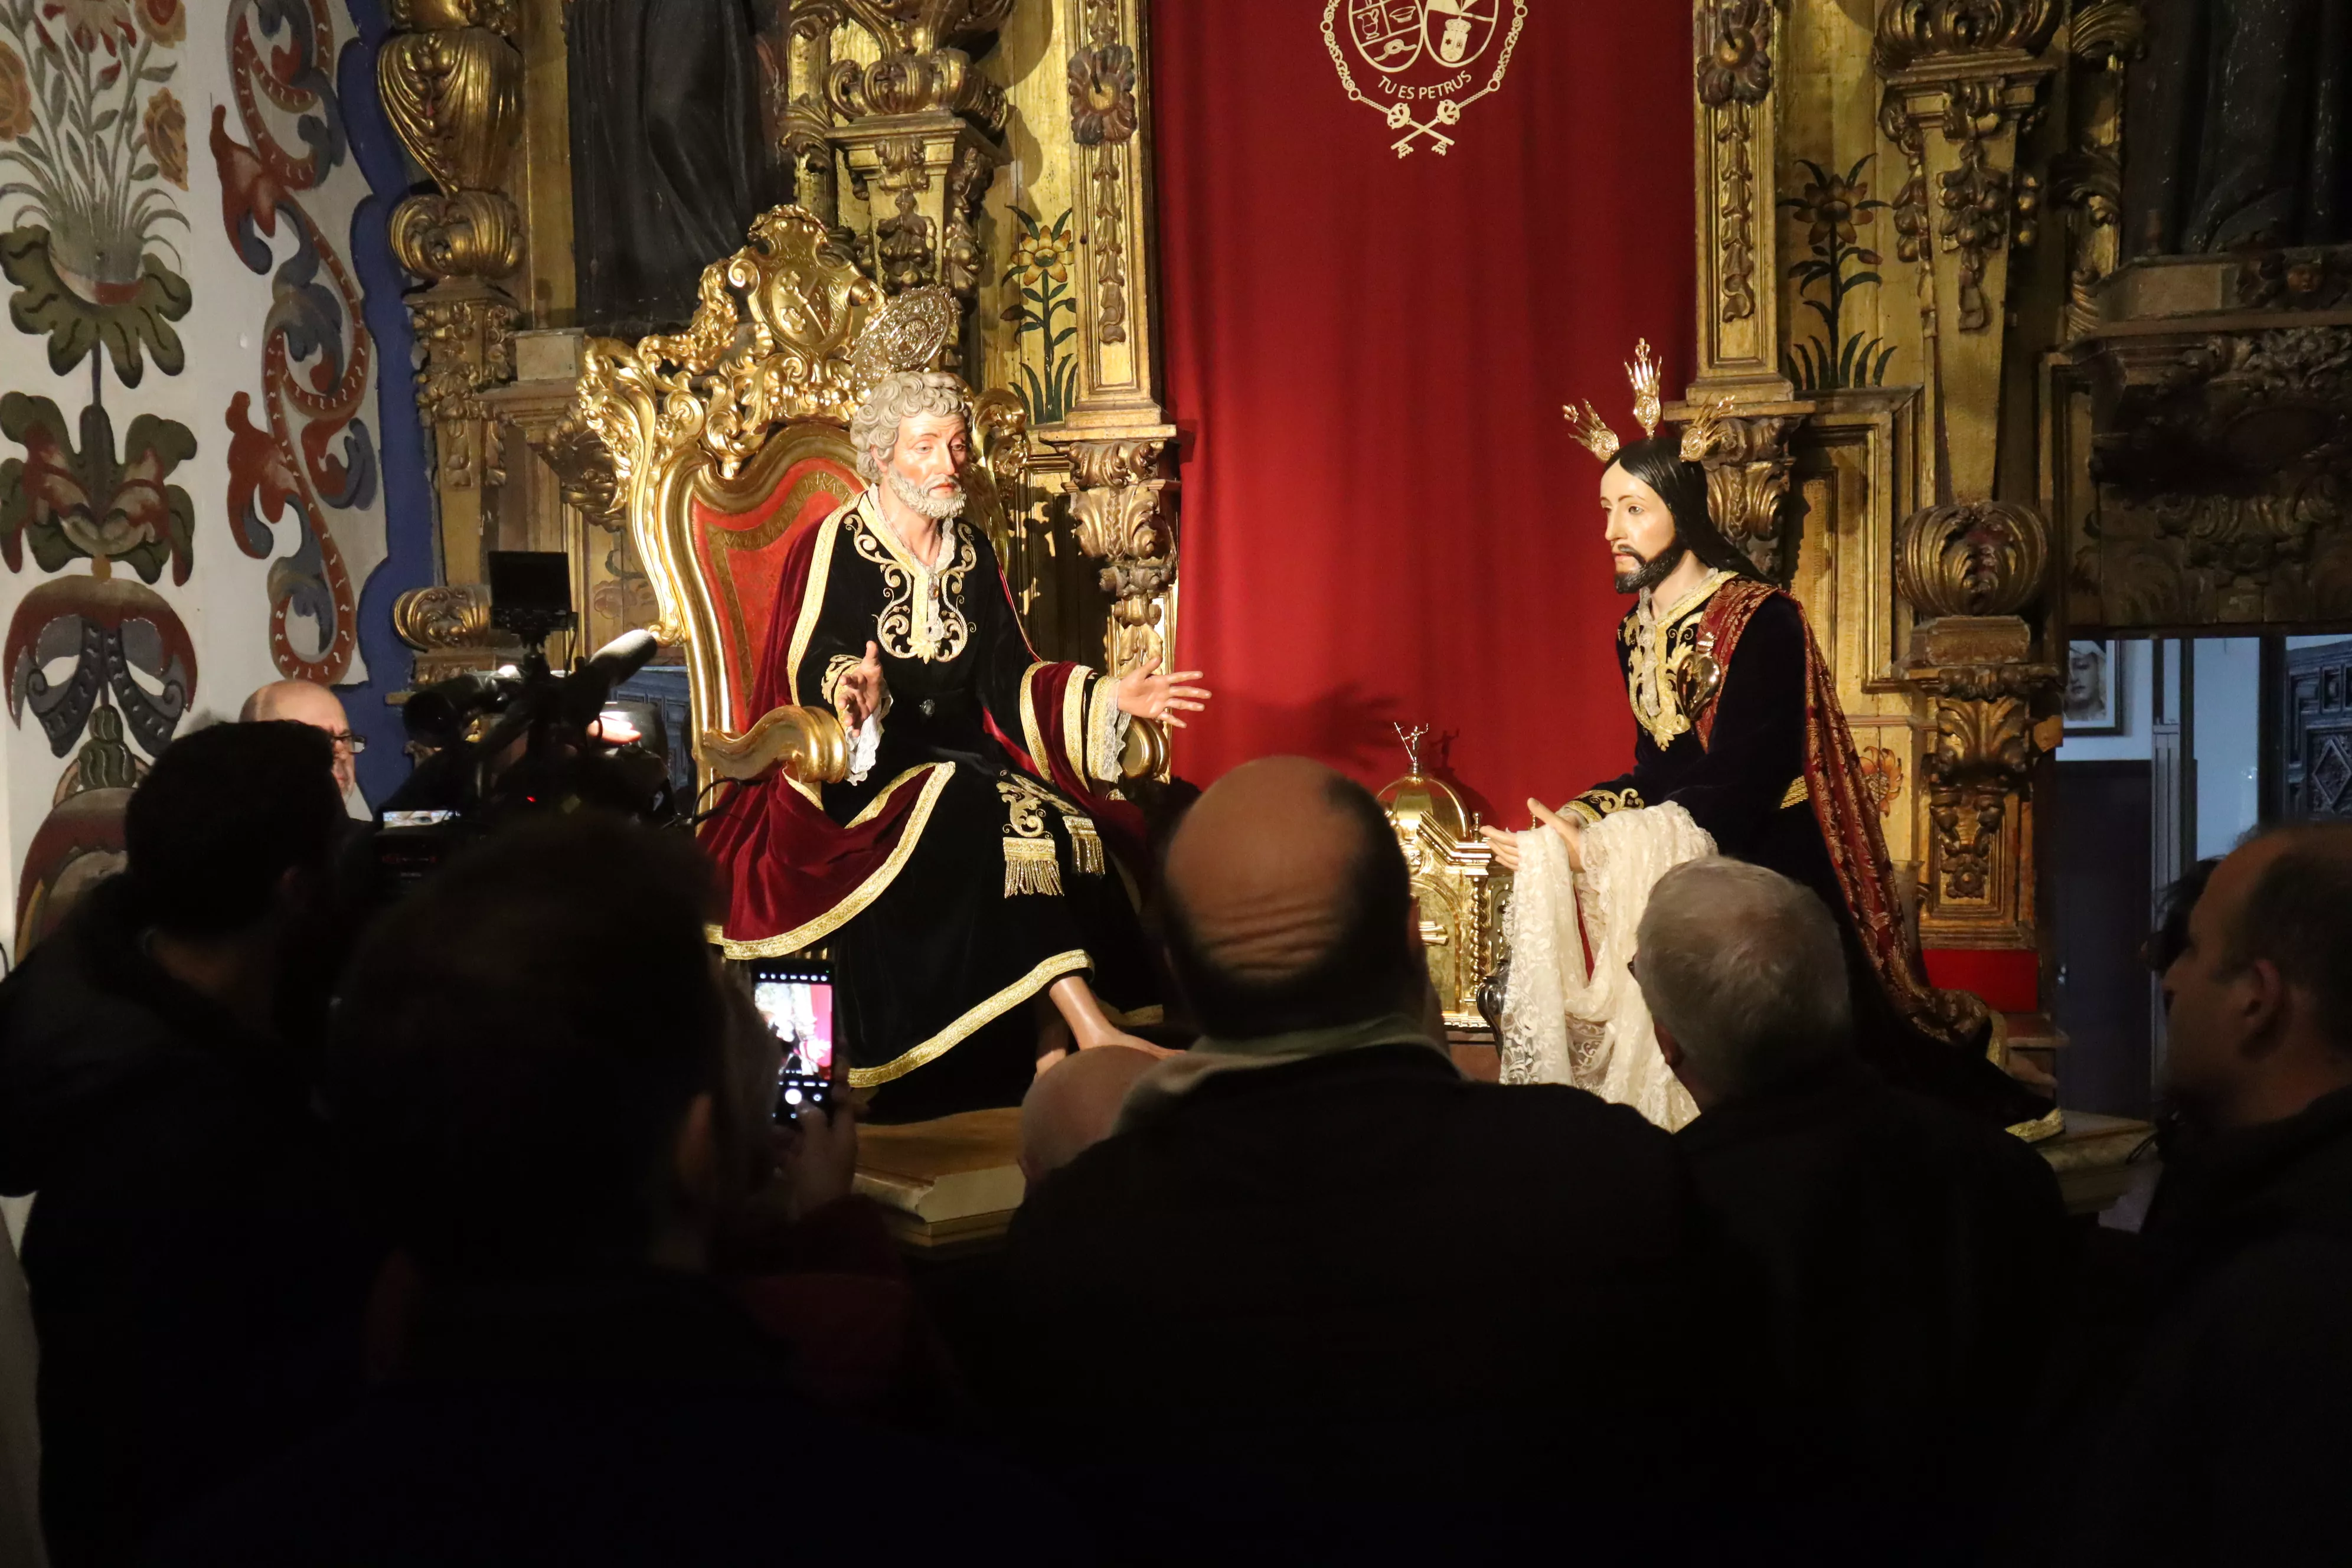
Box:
701;370;1210;1118
1481;344;2048;1134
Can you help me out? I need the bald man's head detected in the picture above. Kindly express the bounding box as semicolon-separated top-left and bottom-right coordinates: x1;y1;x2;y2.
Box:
1163;757;1417;1038
242;680;356;795
1020;1045;1158;1184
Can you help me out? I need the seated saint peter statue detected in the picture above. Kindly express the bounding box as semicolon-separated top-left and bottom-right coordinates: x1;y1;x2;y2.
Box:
703;371;1208;1116
1484;344;2046;1133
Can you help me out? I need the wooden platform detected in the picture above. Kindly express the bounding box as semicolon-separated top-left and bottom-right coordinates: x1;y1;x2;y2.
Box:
2036;1110;2158;1217
854;1106;1025;1252
853;1093;2158;1255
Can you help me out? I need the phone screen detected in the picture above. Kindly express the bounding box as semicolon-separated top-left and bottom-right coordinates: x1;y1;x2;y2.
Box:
753;966;834;1111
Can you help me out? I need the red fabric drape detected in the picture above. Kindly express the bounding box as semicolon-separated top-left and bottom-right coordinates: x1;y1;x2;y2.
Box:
1157;2;1697;816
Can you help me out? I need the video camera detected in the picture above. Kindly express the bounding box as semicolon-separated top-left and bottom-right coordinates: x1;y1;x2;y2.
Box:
372;552;681;896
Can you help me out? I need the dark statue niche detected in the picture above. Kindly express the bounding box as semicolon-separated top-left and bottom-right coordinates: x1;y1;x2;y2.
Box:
568;0;786;338
2125;0;2352;254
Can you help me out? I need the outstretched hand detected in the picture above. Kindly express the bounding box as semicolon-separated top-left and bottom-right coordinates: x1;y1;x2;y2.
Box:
837;641;886;730
1112;654;1211;729
1478;798;1585;874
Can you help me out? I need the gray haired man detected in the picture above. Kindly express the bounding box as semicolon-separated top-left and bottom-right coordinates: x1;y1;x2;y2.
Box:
1634;856;2067;1555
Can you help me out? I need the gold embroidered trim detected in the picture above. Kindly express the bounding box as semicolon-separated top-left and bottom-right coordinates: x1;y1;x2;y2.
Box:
1570;787;1644;825
777;505;852;806
1779;776;1809;810
1626;569;1732;750
1064;812;1105;876
1061;666;1090;783
1018;662;1051;775
707;763;956;958
1002;837;1062;896
1103;1002;1166;1028
846;949;1095;1086
852;492;975;664
999;778;1063;897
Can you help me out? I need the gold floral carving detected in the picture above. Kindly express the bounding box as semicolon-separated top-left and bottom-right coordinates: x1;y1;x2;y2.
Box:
2052;0;2140;338
1696;0;1773;325
1918;667;2061;903
1871;0;2059;71
580;207;880;496
1682;408;1804;579
826;0;1012;131
393;582;494;650
2076;326;2352;626
1065;437;1174;675
380;0;521;511
1071;1;1137;344
377;22;519;199
388;189;522;280
782;1;848;234
410;286;518;490
1894;499;2049;619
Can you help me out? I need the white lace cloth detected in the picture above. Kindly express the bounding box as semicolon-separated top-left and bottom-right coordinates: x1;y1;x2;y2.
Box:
1498;802;1714;1131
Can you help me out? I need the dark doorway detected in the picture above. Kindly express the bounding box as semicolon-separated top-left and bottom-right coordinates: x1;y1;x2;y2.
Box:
2050;761;2155;1120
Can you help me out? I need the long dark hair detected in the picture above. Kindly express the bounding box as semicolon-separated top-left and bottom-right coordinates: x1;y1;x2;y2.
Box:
1608;436;1766;582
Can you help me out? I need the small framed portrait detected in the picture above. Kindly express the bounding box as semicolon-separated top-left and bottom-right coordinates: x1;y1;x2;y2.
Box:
2063;639;2122;733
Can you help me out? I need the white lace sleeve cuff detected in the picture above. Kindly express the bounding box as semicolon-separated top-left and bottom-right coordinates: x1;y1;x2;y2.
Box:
844;713;881;785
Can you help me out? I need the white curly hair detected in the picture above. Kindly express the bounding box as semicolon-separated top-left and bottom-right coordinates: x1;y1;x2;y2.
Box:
850;370;973;481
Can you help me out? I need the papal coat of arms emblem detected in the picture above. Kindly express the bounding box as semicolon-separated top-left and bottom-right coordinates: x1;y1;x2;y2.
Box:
1322;0;1528;158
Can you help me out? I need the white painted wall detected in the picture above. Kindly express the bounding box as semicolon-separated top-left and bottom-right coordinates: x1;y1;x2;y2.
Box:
2194;638;2263;858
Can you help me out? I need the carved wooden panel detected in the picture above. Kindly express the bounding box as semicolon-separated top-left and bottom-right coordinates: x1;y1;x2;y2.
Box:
2285;639;2352;821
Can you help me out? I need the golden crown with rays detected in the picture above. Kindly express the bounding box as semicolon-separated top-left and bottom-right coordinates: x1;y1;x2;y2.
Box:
1562;339;1736;463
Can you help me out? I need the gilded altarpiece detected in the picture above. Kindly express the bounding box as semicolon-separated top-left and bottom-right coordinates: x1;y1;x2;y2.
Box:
1683;0;2085;1064
374;0;1176;700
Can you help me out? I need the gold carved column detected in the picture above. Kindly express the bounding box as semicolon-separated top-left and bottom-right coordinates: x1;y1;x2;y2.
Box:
1691;0;1793;404
1046;0;1178;681
1678;2;1811;596
378;0;525;593
825;1;1013;340
1872;2;2065;960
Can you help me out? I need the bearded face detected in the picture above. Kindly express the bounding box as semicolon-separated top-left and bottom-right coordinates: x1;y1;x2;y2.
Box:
1613;537;1688;595
1600;463;1685;596
878;411;970;521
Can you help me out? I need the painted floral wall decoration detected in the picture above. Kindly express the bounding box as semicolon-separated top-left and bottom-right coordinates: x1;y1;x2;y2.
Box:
1001;205;1078;426
1780;156;1897;393
0;0;192;386
215;0;381;685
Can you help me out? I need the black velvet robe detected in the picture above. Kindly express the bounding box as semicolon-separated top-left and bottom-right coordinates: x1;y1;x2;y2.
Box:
788;502;1158;1113
1573;579;2045;1125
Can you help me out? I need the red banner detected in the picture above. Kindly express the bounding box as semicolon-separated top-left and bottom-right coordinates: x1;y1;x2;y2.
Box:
1158;1;1697;819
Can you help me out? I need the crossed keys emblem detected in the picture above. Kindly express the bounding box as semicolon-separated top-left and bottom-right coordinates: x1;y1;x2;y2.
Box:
1322;0;1528;158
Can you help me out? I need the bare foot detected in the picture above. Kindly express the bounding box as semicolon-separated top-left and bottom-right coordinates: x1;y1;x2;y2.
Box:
1033;1046;1070;1079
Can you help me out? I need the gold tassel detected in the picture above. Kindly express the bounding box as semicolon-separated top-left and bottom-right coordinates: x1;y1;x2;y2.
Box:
1063;813;1104;876
1003;835;1063;897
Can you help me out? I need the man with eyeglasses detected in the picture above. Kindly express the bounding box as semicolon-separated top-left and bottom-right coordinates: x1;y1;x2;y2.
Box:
241;681;370;819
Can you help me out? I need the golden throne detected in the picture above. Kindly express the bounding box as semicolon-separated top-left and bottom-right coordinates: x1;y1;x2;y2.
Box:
572;202;1161;814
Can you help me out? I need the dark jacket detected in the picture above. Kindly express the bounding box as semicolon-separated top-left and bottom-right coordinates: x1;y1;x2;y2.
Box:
1674;1057;2070;1561
1005;1040;1766;1565
2057;1084;2352;1567
151;1268;1073;1566
0;877;379;1566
